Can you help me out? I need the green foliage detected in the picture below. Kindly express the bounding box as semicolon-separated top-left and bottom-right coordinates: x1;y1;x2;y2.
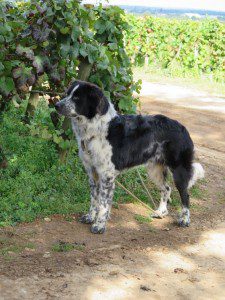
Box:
90;5;141;111
0;1;139;113
115;166;160;206
125;14;225;82
190;184;206;200
27;98;76;149
51;241;85;252
0;103;90;226
134;214;152;224
0;235;35;257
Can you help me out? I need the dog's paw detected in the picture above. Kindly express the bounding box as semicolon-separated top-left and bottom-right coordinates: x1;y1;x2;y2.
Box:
151;209;168;219
178;216;190;227
90;224;106;234
178;209;190;227
79;214;93;224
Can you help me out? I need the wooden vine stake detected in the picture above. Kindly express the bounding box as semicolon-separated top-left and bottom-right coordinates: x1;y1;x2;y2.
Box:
24;86;39;123
136;169;157;209
115;180;161;218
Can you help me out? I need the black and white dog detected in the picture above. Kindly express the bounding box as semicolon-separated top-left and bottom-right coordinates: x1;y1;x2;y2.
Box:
55;80;204;234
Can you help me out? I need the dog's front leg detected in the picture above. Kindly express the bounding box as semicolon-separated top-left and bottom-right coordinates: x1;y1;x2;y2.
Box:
80;168;99;224
91;175;115;234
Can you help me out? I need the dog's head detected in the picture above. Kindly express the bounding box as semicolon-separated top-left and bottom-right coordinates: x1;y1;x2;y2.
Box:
55;81;109;119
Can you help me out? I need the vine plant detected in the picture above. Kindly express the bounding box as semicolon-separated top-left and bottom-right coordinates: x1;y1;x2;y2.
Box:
0;0;140;163
125;14;225;82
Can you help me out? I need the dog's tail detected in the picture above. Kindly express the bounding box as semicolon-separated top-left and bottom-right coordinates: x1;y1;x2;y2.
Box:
188;162;205;189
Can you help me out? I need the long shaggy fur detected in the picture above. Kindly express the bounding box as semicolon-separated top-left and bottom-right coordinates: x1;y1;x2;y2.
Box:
55;80;204;233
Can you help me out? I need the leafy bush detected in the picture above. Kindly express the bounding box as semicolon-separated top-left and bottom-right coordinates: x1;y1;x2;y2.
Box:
125;14;225;82
0;0;139;113
0;102;89;226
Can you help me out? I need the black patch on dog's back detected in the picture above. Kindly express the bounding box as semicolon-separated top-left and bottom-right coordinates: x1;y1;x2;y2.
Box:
107;114;194;171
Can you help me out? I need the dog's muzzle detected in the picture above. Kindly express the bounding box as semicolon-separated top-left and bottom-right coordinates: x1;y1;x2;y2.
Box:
55;99;77;117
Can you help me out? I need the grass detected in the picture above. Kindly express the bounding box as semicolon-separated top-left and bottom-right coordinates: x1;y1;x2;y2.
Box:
190;185;205;199
24;230;38;238
116;166;160;205
135;214;152;224
0;102;206;227
64;216;75;222
51;241;85;252
0;102;90;226
0;235;35;258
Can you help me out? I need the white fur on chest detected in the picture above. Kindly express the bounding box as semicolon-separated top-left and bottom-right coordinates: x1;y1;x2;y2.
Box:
71;103;117;176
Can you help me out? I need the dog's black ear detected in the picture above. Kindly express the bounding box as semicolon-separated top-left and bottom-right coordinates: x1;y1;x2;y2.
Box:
74;82;109;119
88;85;109;117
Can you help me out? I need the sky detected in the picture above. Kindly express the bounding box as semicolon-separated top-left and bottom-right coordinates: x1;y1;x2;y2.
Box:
82;0;225;12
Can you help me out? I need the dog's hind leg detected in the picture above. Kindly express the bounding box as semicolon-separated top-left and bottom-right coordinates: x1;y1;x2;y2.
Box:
172;166;191;227
91;175;115;234
80;167;99;224
147;162;171;219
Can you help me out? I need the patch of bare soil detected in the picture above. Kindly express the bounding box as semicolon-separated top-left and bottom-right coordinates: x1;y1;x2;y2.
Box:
0;96;225;300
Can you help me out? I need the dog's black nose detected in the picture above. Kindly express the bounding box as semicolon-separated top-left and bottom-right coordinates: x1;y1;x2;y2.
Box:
55;102;61;110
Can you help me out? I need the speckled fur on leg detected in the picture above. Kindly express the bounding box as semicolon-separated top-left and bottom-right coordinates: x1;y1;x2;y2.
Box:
178;207;190;227
91;176;115;234
147;162;171;218
80;169;99;224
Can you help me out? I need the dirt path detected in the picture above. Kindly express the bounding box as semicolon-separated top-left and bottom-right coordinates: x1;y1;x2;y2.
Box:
0;84;225;300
